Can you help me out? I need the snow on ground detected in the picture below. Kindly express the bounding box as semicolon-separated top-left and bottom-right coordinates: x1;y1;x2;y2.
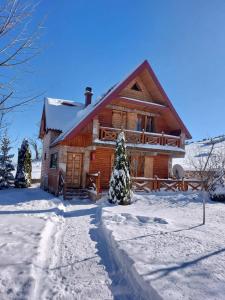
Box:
1;186;225;300
0;186;134;300
102;192;225;300
31;160;41;180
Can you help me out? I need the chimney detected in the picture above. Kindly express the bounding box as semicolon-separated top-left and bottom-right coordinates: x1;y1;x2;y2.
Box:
84;87;93;107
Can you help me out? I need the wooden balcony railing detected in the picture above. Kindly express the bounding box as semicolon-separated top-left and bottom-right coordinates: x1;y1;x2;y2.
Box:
99;126;182;148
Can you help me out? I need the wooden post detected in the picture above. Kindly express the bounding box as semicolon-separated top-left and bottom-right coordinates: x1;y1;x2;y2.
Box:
161;131;165;145
96;171;101;195
202;191;207;225
182;177;185;191
142;129;145;144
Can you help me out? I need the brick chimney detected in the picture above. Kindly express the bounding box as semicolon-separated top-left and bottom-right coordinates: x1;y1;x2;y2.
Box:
84;87;93;107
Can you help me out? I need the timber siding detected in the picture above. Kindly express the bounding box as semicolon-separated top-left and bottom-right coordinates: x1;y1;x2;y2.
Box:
153;155;169;178
89;148;114;189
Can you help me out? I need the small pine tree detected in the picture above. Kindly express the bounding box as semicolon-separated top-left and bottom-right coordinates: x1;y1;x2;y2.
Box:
0;132;14;188
109;131;132;205
15;139;32;188
208;168;225;201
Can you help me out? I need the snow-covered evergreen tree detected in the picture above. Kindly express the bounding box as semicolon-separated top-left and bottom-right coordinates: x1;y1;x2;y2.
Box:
0;132;14;188
15;139;32;188
208;168;225;201
109;131;132;205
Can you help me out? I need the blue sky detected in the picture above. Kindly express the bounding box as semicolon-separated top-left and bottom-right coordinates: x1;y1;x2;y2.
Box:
7;0;225;155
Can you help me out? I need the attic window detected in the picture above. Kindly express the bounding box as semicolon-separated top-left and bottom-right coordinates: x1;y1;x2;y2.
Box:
131;82;142;92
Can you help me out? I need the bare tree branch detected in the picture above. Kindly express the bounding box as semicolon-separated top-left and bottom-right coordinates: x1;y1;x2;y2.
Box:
0;0;44;114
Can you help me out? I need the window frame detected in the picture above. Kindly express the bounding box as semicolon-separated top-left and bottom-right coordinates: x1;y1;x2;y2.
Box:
49;152;58;169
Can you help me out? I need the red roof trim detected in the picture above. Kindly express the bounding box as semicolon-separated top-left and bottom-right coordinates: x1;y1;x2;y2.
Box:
143;61;192;139
62;60;191;143
64;61;148;141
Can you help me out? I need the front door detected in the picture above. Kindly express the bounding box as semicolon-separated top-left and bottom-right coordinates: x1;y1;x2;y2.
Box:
66;152;82;187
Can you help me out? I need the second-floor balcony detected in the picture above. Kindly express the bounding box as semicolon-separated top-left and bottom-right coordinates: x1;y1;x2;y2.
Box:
96;126;185;151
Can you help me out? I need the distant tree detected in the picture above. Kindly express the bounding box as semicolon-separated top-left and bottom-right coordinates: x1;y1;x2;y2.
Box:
15;139;32;187
208;168;225;201
0;131;14;188
109;131;132;205
29;137;41;160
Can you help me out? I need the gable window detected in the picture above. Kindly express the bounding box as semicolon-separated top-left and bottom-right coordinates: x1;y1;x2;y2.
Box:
131;82;142;92
50;153;58;169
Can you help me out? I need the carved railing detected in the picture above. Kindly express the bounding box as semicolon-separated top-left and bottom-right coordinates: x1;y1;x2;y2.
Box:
86;172;101;197
99;127;182;148
131;176;206;193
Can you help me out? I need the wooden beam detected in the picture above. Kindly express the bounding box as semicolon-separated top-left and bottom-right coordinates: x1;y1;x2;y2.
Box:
106;104;160;117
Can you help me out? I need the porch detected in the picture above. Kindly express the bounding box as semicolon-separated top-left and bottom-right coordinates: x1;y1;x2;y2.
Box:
56;169;206;200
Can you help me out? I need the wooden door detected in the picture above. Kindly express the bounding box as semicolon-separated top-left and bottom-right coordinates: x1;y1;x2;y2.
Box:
66;153;82;187
144;157;153;178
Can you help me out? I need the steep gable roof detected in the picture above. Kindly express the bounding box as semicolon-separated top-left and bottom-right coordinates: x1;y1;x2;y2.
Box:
52;60;191;145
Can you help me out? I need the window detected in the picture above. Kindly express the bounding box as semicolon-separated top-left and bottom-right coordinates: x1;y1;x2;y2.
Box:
146;116;155;133
50;153;58;169
136;115;155;132
129;155;144;177
131;82;142;92
136;115;145;131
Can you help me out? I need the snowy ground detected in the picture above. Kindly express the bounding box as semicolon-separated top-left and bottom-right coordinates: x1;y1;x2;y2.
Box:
102;192;225;300
0;186;133;300
1;187;225;300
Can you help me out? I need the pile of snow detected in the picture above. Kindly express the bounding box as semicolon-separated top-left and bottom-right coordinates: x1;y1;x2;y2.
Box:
101;192;225;300
32;159;42;180
173;135;225;170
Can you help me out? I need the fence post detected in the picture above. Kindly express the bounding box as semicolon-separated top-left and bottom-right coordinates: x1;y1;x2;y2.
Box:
161;131;165;145
96;171;101;195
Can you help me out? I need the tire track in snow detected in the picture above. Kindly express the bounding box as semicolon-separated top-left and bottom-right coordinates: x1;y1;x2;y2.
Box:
30;204;66;300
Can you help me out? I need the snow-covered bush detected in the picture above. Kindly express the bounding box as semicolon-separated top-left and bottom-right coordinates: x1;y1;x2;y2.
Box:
15;139;32;188
0;132;14;188
109;131;132;205
208;168;225;201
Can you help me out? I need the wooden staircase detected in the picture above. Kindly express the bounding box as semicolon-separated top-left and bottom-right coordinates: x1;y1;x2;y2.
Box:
63;185;89;200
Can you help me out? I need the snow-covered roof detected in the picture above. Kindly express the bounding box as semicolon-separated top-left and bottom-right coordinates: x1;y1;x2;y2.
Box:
44;97;84;133
51;82;120;145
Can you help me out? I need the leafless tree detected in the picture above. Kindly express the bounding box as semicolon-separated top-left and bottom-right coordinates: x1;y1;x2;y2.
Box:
0;0;43;117
29;136;41;160
186;138;225;188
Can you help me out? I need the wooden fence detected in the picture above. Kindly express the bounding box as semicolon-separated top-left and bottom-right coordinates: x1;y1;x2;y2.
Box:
131;176;206;193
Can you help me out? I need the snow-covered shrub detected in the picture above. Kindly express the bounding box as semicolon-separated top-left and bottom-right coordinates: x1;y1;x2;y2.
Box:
15;139;32;188
108;131;132;205
208;168;225;201
0;132;14;188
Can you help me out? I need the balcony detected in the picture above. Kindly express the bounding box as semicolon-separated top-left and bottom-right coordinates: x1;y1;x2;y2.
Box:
95;126;185;152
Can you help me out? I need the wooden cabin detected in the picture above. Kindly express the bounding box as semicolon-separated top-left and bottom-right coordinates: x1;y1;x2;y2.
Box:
39;60;191;196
